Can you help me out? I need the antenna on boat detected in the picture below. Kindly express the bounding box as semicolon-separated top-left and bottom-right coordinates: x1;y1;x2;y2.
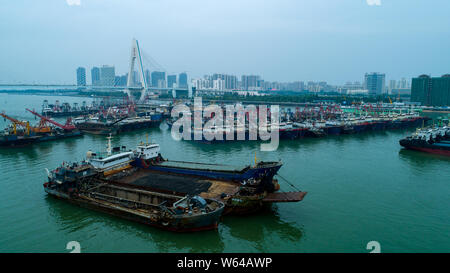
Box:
106;133;112;156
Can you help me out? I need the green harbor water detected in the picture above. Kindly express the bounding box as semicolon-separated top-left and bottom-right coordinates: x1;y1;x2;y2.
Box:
0;93;449;253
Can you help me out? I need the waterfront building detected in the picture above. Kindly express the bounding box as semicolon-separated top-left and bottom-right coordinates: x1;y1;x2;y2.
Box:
179;73;188;88
145;69;151;87
213;78;225;91
76;67;86;86
100;65;115;86
364;72;386;95
114;74;128;86
306;81;328;92
390;88;411;96
339;81;366;94
388;80;397;94
400;77;409;89
211;74;238;90
151;71;166;88
91;67;100;86
192;78;211;90
289;81;305;92
157;79;166;88
168;75;177;88
411;74;450;106
346;89;369;95
225;75;237;90
241;75;261;90
130;70;141;86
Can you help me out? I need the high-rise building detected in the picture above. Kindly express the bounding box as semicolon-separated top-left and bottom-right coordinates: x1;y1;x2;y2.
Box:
157;79;166;88
114;74;128;86
211;74;237;90
241;75;261;90
144;69;151;87
151;71;166;88
168;75;177;88
364;73;386;95
213;79;225;91
400;78;408;89
179;73;188;88
411;74;450;106
100;65;115;86
76;67;86;86
288;81;304;92
130;70;140;86
91;67;100;86
226;75;238;90
388;80;397;94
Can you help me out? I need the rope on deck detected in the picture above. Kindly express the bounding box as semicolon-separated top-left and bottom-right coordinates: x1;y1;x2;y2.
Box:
276;173;302;192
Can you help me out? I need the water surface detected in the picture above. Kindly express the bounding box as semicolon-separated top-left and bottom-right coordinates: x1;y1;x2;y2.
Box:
0;93;449;253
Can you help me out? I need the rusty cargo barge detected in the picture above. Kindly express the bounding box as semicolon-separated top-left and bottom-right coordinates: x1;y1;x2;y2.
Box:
102;167;306;216
43;137;306;231
125;142;307;215
44;165;225;232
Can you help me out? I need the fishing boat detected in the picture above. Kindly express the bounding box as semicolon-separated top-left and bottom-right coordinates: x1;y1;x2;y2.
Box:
75;117;121;135
399;126;450;156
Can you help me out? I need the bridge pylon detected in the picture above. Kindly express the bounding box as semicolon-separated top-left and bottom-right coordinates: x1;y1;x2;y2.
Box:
126;38;147;103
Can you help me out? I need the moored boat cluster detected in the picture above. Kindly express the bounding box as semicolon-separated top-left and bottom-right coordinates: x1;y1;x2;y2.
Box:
43;136;306;232
168;111;431;142
400;123;450;156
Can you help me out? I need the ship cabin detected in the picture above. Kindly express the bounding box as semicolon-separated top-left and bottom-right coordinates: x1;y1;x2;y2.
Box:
136;143;160;160
87;148;135;172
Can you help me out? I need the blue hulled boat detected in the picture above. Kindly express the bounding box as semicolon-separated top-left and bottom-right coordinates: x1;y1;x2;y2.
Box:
132;143;283;183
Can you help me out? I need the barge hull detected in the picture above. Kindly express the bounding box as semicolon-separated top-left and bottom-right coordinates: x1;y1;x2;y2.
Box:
44;185;223;232
134;159;282;182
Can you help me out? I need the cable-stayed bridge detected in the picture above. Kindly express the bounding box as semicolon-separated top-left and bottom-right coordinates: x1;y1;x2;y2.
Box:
1;39;192;102
125;38;192;102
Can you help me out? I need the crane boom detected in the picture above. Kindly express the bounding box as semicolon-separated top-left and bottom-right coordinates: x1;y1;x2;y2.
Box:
26;108;76;131
0;112;27;127
1;112;52;133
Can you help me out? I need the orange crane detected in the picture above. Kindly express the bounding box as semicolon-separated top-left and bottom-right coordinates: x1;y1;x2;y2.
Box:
26;108;76;131
0;112;50;134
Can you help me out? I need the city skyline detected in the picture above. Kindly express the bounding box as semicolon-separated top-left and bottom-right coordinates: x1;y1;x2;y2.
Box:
75;63;416;93
1;1;450;85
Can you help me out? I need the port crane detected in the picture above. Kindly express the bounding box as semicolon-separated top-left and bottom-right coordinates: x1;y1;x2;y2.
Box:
26;108;77;131
0;112;51;134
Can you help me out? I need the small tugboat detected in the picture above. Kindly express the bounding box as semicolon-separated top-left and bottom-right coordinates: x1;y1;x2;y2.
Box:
399;125;450;156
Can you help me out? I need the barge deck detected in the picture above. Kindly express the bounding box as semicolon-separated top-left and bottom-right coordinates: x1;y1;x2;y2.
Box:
105;168;306;215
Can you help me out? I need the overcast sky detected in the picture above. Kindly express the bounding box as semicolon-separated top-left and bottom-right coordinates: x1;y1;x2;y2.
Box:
1;0;449;85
